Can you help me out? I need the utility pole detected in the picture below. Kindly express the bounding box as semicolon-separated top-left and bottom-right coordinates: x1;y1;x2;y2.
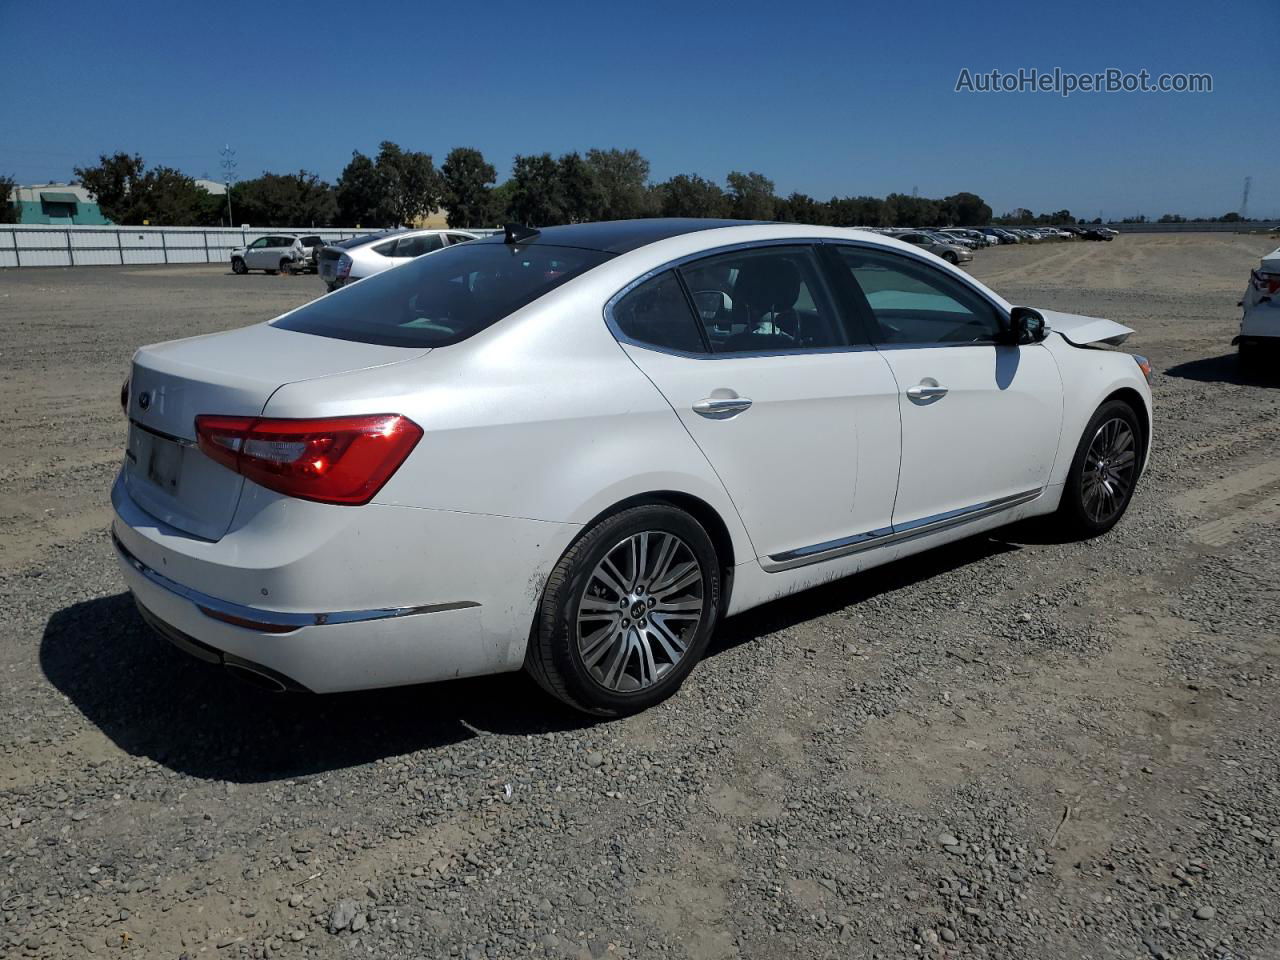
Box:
1240;176;1252;219
220;145;238;226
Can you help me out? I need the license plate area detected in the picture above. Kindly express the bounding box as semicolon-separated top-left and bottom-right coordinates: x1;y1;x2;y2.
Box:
128;424;185;494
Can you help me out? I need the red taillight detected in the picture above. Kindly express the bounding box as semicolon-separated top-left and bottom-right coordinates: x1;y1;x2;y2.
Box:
194;414;422;505
337;254;352;279
1254;271;1280;295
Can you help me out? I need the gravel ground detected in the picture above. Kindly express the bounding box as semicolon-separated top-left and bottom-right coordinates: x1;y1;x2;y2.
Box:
1;235;1278;960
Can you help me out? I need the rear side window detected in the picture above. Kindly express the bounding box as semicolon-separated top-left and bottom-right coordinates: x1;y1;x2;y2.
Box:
679;246;846;354
273;241;613;347
373;240;397;256
394;234;445;258
612;271;705;353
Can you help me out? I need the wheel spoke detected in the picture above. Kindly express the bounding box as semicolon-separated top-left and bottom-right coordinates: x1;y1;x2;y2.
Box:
594;560;629;600
649;615;689;657
578;594;618;617
653;597;702;613
580;622;620;666
647;533;677;588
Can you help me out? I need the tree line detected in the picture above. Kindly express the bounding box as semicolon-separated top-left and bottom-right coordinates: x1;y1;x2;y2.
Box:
62;145;1003;230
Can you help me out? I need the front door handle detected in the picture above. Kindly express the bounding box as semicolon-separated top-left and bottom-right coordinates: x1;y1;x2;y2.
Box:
906;384;949;401
693;397;753;418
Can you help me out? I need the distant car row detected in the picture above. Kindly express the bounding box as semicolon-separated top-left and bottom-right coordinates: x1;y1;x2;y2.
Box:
229;229;480;286
228;223;1119;284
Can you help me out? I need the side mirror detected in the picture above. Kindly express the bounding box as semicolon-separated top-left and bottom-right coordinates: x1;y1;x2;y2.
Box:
1006;306;1047;345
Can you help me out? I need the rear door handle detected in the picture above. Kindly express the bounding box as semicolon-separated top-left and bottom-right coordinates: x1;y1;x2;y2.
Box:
693;397;753;418
906;384;949;401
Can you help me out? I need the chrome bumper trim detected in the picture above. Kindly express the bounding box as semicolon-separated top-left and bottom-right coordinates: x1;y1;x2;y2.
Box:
762;488;1043;572
112;530;478;632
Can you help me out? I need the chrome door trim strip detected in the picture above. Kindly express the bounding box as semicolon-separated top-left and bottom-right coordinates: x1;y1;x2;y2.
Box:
762;488;1042;572
112;530;478;632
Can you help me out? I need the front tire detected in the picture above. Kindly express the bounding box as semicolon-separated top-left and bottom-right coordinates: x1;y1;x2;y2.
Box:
527;504;721;716
943;251;959;265
231;257;247;275
1057;400;1143;538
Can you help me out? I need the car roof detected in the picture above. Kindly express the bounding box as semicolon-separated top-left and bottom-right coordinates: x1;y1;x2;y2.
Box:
473;218;755;254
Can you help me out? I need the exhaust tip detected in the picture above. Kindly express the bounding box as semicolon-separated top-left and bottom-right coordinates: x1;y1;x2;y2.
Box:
224;662;288;693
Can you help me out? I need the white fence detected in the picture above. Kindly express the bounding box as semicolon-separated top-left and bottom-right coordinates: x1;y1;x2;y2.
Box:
0;225;378;269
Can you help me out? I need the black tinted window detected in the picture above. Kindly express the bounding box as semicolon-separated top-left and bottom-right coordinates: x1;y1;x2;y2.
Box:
679;246;846;354
273;242;612;347
612;271;705;353
394;234;444;258
834;247;1002;344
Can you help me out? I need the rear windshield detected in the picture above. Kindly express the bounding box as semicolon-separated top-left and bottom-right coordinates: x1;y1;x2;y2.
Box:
334;233;386;249
272;241;613;347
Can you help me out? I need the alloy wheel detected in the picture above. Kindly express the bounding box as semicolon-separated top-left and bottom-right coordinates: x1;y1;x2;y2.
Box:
1082;417;1137;524
576;531;705;693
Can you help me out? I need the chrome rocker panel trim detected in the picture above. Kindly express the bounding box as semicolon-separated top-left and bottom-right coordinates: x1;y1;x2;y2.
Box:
762;488;1043;572
112;531;478;632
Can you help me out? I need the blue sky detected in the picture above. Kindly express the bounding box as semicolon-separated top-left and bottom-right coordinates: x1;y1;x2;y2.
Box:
2;0;1276;219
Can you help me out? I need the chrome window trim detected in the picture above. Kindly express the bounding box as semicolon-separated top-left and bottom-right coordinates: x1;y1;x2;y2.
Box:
761;488;1042;572
113;530;478;631
602;235;1014;359
603;238;873;360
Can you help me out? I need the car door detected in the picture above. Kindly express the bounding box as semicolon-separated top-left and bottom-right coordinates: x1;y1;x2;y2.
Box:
829;244;1061;529
244;237;269;269
610;244;902;565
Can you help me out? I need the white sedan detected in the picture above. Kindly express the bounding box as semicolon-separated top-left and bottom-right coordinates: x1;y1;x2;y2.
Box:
317;228;478;291
114;220;1153;715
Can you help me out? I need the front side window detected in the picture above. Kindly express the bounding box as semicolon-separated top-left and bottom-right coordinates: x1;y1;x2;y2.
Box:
833;246;1003;345
679;246;845;354
248;238;268;249
447;233;475;246
373;239;398;256
612;271;704;353
273;241;613;347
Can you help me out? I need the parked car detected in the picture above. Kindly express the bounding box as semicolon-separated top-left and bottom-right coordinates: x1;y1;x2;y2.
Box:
114;219;1152;715
897;231;973;264
230;235;307;275
1233;245;1280;368
318;228;478;291
1082;228;1115;241
979;227;1014;244
297;235;327;274
942;228;995;247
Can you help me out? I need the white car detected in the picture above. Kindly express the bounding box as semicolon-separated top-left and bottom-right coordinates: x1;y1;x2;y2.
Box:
113;220;1153;715
1234;246;1280;367
317;228;478;291
230;235;307;275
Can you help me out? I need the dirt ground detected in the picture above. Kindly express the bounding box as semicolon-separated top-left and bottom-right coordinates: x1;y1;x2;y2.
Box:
1;234;1278;960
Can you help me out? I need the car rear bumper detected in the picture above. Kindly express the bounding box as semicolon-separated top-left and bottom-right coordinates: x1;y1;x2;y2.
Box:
111;471;579;692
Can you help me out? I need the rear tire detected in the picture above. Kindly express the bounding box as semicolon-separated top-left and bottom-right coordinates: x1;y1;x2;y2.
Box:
943;251;959;265
231;257;247;275
1057;400;1143;538
526;504;721;716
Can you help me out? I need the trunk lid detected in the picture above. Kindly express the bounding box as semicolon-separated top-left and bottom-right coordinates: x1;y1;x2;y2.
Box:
124;323;427;540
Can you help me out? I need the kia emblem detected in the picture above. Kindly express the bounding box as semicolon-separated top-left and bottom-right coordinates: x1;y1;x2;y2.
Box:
138;391;151;411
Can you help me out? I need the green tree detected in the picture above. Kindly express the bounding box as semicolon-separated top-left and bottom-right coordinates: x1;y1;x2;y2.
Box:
725;171;776;220
335;151;383;227
508;153;566;225
557;152;604;223
1220;211;1243;222
826;195;884;227
129;167;214;225
584;148;651;220
489;180;516;222
232;171;336;227
0;175;17;224
654;174;728;218
74;152;147;224
940;191;992;226
374;141;442;226
775;192;826;225
440;147;496;228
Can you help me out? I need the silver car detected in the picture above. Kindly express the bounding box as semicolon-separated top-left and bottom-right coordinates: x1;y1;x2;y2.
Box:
230;235;307;275
896;231;973;265
317;228;478;291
